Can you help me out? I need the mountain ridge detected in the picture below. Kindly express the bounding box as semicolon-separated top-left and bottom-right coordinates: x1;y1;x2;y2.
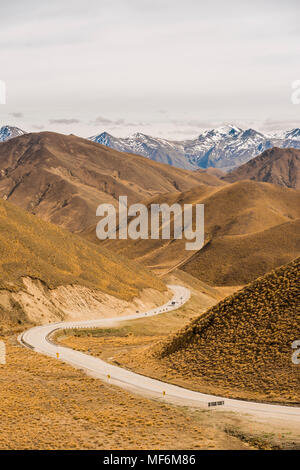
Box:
224;147;300;189
0;125;26;142
3;124;300;173
151;257;300;403
89;125;300;171
101;179;300;282
0;131;217;233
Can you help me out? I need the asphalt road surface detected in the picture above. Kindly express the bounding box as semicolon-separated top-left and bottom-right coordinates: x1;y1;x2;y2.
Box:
19;285;300;423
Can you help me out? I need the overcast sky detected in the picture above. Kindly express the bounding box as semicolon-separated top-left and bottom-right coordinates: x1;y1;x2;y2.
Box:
0;0;299;138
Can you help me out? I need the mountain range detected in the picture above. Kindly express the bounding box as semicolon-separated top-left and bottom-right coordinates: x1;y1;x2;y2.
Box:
0;130;299;286
2;123;300;172
89;125;300;171
0;131;214;233
224;147;300;189
102;180;300;283
0;125;26;142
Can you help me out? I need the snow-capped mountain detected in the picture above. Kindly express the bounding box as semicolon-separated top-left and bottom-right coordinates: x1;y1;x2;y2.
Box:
183;126;268;169
89;125;300;171
90;131;192;169
281;128;300;141
0;125;26;142
2;123;299;171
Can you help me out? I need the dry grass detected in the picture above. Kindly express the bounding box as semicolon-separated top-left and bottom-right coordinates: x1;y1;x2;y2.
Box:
57;291;300;450
57;335;300;449
224;147;300;189
56;280;221;344
0;198;165;300
0;131;210;234
103;180;300;282
0;336;255;450
182;218;300;285
62;259;300;405
150;257;300;403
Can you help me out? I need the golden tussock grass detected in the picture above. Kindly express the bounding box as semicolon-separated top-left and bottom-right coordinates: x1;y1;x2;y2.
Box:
72;260;299;405
0;336;252;450
104;180;300;281
0;198;165;300
151;257;300;403
57;281;300;449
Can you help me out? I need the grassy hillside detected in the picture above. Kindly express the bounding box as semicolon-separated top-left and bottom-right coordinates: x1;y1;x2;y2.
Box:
224;147;300;189
0;131;220;233
103;180;300;282
0;198;165;299
153;258;300;403
182;218;300;285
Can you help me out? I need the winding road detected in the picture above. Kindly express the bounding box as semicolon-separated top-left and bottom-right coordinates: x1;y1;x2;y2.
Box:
19;285;300;423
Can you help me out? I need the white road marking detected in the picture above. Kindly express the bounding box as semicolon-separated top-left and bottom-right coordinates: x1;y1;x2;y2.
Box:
19;285;300;423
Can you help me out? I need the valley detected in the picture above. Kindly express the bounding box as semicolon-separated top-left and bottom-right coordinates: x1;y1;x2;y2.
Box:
2;0;300;456
0;131;214;233
0;128;299;451
102;180;300;281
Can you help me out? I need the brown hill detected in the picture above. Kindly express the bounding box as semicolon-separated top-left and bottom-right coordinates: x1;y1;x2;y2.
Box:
0;198;166;330
0;132;220;233
182;218;300;285
224;147;300;189
152;257;300;403
102;180;300;283
197;167;226;178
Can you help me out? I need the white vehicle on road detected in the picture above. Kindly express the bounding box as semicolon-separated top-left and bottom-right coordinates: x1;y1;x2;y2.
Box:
19;285;300;423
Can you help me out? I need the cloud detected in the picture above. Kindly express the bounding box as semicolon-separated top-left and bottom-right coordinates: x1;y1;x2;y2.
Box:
1;1;300;139
90;116;145;128
170;119;221;128
9;112;23;118
49;118;80;124
260;118;300;133
91;116;125;126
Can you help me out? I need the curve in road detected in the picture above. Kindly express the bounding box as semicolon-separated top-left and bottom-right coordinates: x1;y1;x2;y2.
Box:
19;285;300;423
